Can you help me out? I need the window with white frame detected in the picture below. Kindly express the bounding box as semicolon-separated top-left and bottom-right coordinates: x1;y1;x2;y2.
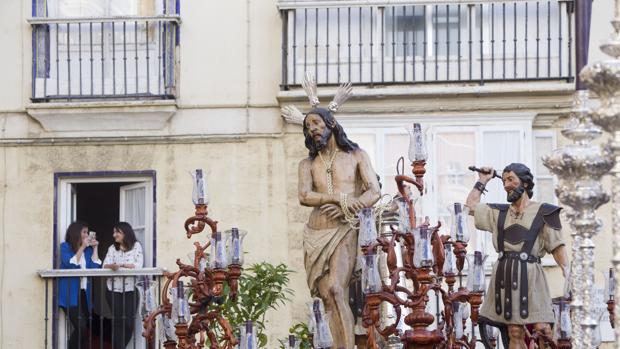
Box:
384;5;466;58
283;1;570;85
533;130;558;205
342;116;561;269
32;0;178;100
56;175;156;267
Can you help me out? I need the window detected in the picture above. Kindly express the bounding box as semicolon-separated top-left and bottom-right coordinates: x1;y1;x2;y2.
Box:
384;6;426;57
56;173;156;267
31;0;179;101
384;5;465;58
533;131;557;205
54;172;157;349
343;116;543;269
282;1;572;86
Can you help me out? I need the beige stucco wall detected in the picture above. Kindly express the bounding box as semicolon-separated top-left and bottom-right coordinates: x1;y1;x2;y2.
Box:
0;136;317;347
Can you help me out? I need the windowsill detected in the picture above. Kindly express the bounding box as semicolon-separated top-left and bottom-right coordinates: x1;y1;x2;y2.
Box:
26;100;177;132
38;267;167;278
278;81;573;122
279;80;573;99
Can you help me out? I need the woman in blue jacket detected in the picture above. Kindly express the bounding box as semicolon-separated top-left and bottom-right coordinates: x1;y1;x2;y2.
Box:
58;221;101;349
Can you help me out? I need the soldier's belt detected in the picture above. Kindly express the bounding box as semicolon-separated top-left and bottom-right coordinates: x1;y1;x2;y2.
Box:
498;251;540;264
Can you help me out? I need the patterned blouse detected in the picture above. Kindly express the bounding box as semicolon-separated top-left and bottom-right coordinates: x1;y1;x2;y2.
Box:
103;242;144;292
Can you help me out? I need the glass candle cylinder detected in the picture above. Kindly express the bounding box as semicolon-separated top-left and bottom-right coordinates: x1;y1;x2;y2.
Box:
407;123;427;162
136;276;157;318
395;197;411;233
240;321;257;349
308;298;333;349
466;251;488;292
191;169;208;205
210;231;228;269
226;228;246;266
553;299;571;339
413;226;434;268
606;267;615;301
286;335;300;349
461;302;470;321
485;325;499;341
360;253;382;294
450;203;471;243
172;281;190;324
453;302;464;338
159;315;177;341
358;208;378;247
442;243;457;275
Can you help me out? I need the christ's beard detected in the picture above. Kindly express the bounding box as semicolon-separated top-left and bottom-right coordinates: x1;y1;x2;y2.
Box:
313;128;332;151
507;185;525;203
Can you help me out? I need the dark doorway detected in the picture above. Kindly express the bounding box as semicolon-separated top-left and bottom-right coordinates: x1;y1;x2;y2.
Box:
75;182;132;255
73;182;138;349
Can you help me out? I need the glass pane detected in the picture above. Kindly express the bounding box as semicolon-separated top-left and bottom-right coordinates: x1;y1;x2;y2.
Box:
125;187;146;226
383;175;398;201
537;178;555;204
109;0;139;16
481;130;521;203
435;131;476;200
384;5;426;57
478;130;522;262
348;134;376;169
432;132;476;239
51;0;152;17
55;0;106;17
133;227;146;247
384;133;409;175
434;132;476;237
535;136;554;176
433;5;462;56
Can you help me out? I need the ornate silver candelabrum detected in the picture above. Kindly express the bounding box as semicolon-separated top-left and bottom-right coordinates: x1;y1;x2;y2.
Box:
542;89;613;349
579;2;620;346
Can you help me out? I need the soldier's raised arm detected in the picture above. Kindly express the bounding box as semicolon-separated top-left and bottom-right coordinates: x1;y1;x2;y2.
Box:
466;166;495;215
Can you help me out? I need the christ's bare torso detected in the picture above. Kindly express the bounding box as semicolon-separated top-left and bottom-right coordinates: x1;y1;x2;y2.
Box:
301;150;366;229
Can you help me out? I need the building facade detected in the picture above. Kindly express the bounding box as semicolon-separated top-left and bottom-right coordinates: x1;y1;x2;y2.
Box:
0;0;615;347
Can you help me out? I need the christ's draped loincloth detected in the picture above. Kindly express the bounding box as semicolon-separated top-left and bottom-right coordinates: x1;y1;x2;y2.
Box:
303;223;355;296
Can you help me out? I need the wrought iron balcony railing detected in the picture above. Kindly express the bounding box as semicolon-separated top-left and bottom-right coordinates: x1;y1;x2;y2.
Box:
279;0;575;89
38;268;166;349
29;15;179;102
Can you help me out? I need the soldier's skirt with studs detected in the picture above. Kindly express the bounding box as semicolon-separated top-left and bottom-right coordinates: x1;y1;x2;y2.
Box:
474;202;565;325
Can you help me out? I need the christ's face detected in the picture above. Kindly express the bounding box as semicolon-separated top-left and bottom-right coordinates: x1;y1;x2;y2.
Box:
305;113;332;149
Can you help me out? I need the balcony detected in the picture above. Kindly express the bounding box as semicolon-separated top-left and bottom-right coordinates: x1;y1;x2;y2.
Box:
39;268;165;349
29;15;179;102
279;0;575;89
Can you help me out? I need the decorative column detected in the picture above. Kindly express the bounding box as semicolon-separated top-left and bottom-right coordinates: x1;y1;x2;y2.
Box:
580;1;620;345
543;90;613;349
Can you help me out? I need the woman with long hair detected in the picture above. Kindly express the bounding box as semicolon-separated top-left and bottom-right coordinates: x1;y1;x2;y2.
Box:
103;222;144;349
58;220;102;349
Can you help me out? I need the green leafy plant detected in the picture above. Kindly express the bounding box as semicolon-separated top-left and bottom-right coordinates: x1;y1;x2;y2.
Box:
278;322;313;349
211;262;294;347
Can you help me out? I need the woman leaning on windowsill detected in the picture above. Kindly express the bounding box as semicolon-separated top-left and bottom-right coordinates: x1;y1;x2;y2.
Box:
103;222;144;349
59;220;102;349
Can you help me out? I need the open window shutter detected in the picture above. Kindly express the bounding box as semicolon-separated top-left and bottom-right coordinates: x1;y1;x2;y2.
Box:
119;182;152;267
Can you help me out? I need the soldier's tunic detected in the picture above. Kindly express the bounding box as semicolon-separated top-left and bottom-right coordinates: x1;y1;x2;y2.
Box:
475;202;565;325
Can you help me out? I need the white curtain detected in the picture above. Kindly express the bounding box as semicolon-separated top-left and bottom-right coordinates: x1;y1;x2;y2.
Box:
124;186;146;248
